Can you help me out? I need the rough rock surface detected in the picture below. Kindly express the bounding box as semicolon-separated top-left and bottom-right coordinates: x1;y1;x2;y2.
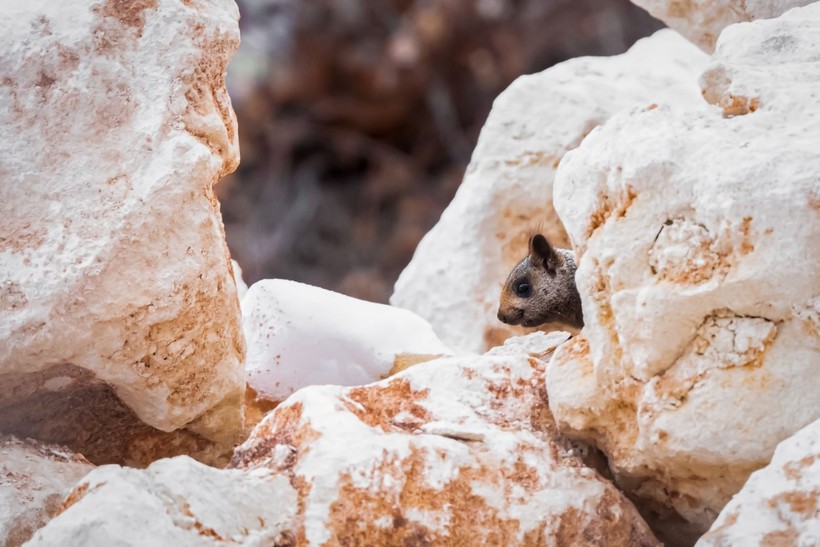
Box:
631;0;812;52
698;419;820;546
0;436;94;547
0;0;244;465
549;4;820;539
243;279;453;406
26;456;297;546
232;332;659;545
23;333;658;545
391;29;708;354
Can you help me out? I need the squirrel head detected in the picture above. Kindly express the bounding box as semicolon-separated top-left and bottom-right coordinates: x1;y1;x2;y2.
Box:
497;234;584;330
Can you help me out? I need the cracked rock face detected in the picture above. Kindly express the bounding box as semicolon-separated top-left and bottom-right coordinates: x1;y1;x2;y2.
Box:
0;436;94;547
697;419;820;546
0;0;245;465
391;29;708;354
549;4;820;539
631;0;813;52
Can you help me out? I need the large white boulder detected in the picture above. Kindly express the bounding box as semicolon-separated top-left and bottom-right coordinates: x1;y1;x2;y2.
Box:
242;279;453;404
27;333;659;545
233;331;659;545
26;456;297;546
391;29;708;354
549;3;820;536
0;0;245;464
631;0;813;51
697;419;820;546
0;436;94;547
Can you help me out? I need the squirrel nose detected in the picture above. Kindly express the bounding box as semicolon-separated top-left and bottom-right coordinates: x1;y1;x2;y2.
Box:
497;310;508;324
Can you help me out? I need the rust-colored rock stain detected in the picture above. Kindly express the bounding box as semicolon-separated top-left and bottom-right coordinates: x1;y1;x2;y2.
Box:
97;0;158;37
57;482;90;515
386;353;442;377
585;186;637;239
345;378;431;431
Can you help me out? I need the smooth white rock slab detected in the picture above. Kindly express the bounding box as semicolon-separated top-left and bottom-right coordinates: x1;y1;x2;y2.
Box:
243;279;453;402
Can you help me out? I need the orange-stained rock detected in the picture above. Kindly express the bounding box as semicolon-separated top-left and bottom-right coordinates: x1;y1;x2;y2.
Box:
27;333;659;545
698;419;820;546
549;4;820;542
0;0;245;465
631;0;812;51
232;332;660;546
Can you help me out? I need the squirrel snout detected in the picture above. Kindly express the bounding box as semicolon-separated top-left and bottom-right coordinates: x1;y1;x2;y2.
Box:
498;308;524;325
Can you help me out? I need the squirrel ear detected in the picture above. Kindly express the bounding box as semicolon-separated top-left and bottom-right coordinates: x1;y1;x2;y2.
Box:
529;234;563;271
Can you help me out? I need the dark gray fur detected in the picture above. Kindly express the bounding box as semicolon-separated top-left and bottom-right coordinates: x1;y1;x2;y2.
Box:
497;234;584;330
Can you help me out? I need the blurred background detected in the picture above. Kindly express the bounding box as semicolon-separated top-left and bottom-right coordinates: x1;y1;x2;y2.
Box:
219;0;663;303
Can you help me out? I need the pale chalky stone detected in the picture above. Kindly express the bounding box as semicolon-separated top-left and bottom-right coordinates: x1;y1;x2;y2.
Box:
243;279;452;404
26;456;297;546
549;3;820;538
391;30;708;354
0;436;94;547
0;0;245;464
233;332;659;545
631;0;812;51
697;419;820;546
25;333;659;546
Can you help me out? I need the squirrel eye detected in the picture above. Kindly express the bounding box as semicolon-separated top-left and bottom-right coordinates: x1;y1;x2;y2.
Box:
515;282;531;297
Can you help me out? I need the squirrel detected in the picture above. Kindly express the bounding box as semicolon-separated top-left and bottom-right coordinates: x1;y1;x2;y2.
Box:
497;233;584;331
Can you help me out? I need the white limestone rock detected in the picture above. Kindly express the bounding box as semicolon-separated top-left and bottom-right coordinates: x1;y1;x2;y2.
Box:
242;279;453;404
0;436;94;547
24;333;658;545
631;0;812;52
0;0;245;463
231;331;660;545
25;456;297;547
549;4;820;537
697;419;820;546
391;30;708;354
